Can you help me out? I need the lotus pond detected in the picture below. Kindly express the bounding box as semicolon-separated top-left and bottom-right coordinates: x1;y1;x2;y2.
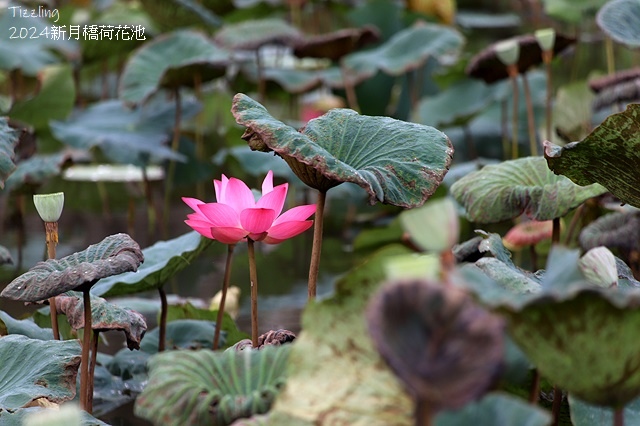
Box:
4;0;640;425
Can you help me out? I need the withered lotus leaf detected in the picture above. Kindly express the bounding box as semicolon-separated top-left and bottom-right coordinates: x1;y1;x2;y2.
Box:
579;211;640;251
292;26;380;62
55;292;147;350
1;233;144;303
366;279;505;413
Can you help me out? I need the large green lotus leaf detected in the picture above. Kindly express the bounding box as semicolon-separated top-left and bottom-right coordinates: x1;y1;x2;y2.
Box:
135;345;291;426
92;231;212;297
367;279;505;413
55;292;147;350
0;406;109;425
1;233;144;302
140;319;219;354
597;0;640;47
238;64;324;94
50;98;200;165
0;310;53;340
0;116;18;189
553;80;595;142
0;8;78;76
266;246;414;425
165;302;249;349
342;22;463;80
400;197;460;253
120;30;230;104
435;392;550;426
213;18;303;50
414;78;508;127
3;150;88;192
9;65;75;132
138;0;230;32
545;103;640;208
541;0;607;23
451;156;607;223
0;335;81;409
579;211;640;251
569;395;640;425
233;94;453;207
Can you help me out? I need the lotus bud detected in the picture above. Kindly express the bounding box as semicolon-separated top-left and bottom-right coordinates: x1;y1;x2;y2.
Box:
495;39;520;66
578;246;618;288
33;192;64;223
535;28;556;52
23;403;82;426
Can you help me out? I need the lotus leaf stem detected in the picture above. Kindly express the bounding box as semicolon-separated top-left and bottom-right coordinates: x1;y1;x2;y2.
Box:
614;406;624;426
213;244;236;350
551;386;562;425
45;221;60;340
564;203;586;245
529;244;538;272
80;289;92;412
163;87;182;238
552;217;561;244
415;398;433;426
520;73;538;156
87;329;99;413
528;369;540;403
542;49;553;141
247;239;259;347
158;286;168;352
507;64;519;159
308;190;327;300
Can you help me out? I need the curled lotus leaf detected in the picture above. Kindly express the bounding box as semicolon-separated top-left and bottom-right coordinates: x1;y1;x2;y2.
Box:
233;93;453;207
451;156;607;223
1;234;144;302
134;345;291;426
545;103;640;208
579;211;640;251
55;292;147;350
367;278;505;413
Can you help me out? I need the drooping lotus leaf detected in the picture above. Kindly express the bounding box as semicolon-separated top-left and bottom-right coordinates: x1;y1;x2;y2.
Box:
545;104;640;208
50;99;199;165
119;30;230;104
3;150;89;192
266;246;414;425
0;117;18;189
9;65;75;132
366;279;505;414
92;231;211;297
466;34;575;84
597;0;640;47
399;197;460;253
0;335;81;409
569;395;640;426
213;18;303;50
233;93;453;207
579;211;640;251
0;311;53;340
140;319;220;354
451;156;607;223
55;292;147;350
1;234;144;302
293;26;380;62
0;406;109;425
135;345;291;426
435;392;551;426
342;22;463;81
0;9;78;76
589;68;640;93
466;246;640;407
592;78;640;112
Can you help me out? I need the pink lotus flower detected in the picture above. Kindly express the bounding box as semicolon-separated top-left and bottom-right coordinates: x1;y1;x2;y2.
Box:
183;171;316;244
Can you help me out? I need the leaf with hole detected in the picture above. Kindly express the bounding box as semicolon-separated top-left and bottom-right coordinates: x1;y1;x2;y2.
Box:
135;345;291;426
233;94;453;206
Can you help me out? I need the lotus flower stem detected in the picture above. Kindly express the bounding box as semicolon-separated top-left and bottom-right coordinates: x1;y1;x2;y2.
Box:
158;286;168;352
213;244;236;350
520;73;538;156
528;369;540;403
614;407;624;426
80;289;93;412
45;222;60;340
87;329;99;413
552;217;561;244
542;50;553;141
247;239;259;347
501;100;509;160
163;88;182;238
507;64;520;159
142;166;157;244
415;398;433;426
564;203;586;245
308;190;327;300
340;63;360;111
529;244;538;271
193;72;206;201
256;49;266;103
551;386;562;425
606;36;616;76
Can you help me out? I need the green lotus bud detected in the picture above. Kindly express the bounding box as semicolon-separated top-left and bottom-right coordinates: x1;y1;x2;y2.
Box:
33;192;64;222
495;39;520;66
535;28;556;52
578;246;618;288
